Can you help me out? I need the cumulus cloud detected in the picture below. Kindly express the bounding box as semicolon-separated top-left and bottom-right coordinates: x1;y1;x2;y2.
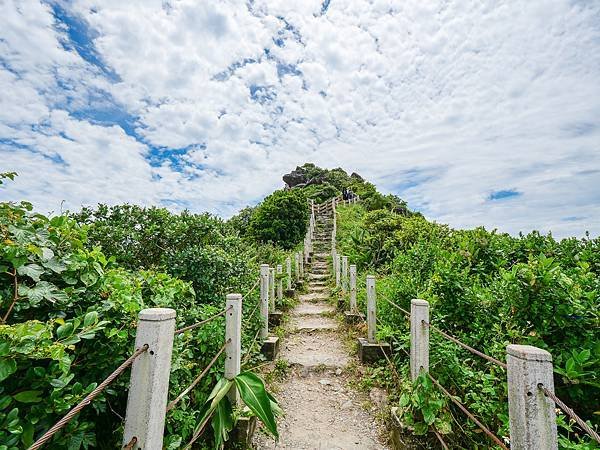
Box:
0;0;599;237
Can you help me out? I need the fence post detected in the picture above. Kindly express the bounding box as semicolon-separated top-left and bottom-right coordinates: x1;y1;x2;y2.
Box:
276;264;283;302
410;299;429;381
122;308;176;449
286;256;292;290
349;264;357;312
335;254;341;288
300;251;304;278
507;345;558;450
295;253;300;282
341;256;348;294
269;267;275;311
366;276;376;342
260;264;269;339
225;294;242;405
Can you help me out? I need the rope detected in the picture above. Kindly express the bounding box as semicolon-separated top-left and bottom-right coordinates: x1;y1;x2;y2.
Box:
241;327;262;366
183;410;214;449
422;321;507;369
433;430;449;449
242;277;260;300
123;437;137;450
539;384;600;444
175;306;232;335
29;345;149;450
426;372;508;449
166;339;230;412
380;296;411;318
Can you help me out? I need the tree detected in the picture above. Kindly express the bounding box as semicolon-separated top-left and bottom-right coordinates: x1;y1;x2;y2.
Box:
249;189;309;249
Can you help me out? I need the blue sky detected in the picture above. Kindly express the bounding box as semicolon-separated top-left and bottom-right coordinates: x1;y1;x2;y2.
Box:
1;0;599;238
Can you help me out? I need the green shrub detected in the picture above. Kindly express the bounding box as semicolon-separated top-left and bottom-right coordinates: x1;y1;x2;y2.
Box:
248;189;309;249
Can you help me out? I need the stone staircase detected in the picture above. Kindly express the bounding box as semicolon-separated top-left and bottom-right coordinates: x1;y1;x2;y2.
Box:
254;201;386;449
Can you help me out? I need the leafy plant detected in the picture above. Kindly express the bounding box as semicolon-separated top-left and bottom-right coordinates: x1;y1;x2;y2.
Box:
194;372;281;449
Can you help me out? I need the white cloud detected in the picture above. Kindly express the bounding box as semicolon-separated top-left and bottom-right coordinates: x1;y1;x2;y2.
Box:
0;0;599;236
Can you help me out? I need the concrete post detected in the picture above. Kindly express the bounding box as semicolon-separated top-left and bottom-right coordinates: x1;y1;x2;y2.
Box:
276;264;283;303
507;345;558;450
299;251;304;278
335;254;341;288
225;294;242;405
341;256;348;294
349;264;357;312
269;268;275;311
294;253;300;282
123;308;176;449
260;264;269;339
286;257;292;290
410;299;429;381
366;276;376;343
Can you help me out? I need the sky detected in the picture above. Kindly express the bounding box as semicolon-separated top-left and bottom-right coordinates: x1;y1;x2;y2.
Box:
0;0;599;238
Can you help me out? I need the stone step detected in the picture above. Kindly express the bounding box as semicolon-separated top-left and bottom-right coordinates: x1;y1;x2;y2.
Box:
280;333;349;369
298;292;329;302
293;303;335;315
290;316;338;332
309;273;328;280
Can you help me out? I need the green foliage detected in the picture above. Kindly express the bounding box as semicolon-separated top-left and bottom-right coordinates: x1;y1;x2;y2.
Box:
336;198;600;448
0;197;270;448
195;372;280;449
248;189;309;249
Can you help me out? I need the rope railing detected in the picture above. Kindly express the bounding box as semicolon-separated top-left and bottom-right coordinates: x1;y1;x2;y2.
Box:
380;295;411;318
423;320;507;369
175;306;232;335
242;277;261;300
166;339;230;412
427;372;509;449
241;327;262;366
184;410;215;449
29;344;149;450
539;384;600;444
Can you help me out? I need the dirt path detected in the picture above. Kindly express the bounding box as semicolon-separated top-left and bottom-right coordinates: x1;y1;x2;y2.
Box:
254;208;389;450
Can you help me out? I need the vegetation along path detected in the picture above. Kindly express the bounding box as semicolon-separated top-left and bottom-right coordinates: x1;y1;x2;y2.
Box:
254;203;389;449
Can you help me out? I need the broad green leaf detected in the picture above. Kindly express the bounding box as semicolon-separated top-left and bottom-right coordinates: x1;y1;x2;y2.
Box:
0;359;17;382
83;311;98;327
56;323;74;339
212;396;234;449
17;263;44;282
13;390;42;404
234;372;278;438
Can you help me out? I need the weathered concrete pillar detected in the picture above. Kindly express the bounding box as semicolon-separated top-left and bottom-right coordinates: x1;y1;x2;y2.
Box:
260;264;269;339
410;299;429;381
295;253;300;282
366;276;376;342
335;254;341;288
269;267;275;311
341;256;348;294
276;264;283;302
123;308;176;449
349;264;357;312
299;251;304;278
286;257;292;290
507;345;558;450
225;294;242;405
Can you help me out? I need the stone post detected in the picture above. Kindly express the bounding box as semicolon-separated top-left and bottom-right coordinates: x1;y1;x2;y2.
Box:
349;264;357;312
295;253;300;282
276;264;283;302
410;299;429;381
123;308;176;449
260;264;269;339
225;294;242;405
286;257;292;290
341;256;348;294
269;268;275;311
507;345;558;450
366;276;376;343
335;254;341;288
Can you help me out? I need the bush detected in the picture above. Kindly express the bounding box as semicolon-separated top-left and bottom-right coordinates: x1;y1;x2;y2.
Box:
248;189;309;249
